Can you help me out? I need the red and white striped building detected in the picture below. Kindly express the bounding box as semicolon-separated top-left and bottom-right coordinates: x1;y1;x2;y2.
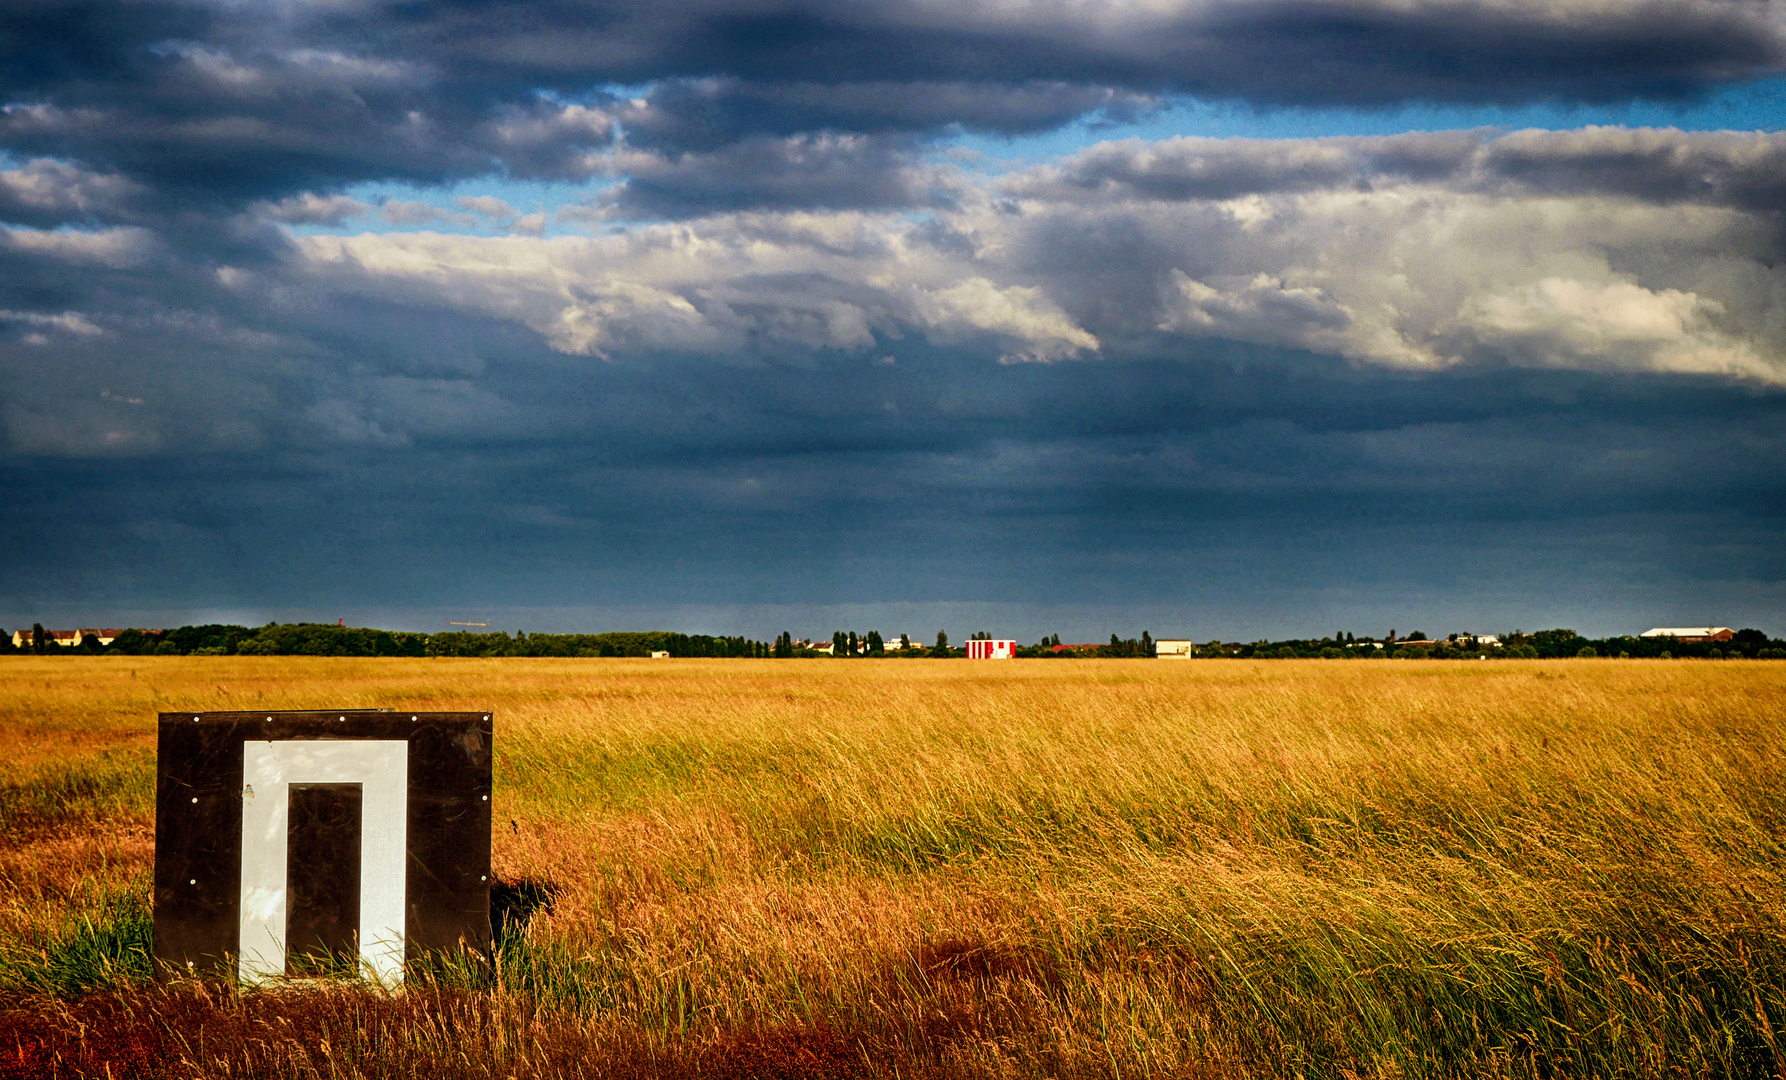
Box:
965;638;1017;659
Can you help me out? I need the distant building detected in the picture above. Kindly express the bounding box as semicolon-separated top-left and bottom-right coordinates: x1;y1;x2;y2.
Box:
1640;627;1734;642
648;650;670;658
1155;639;1194;659
965;638;1017;659
1446;634;1501;648
12;627;127;648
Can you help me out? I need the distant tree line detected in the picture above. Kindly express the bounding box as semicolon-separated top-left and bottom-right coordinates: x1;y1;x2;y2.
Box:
1009;632;1158;658
1183;627;1786;660
425;630;768;658
0;623;768;658
3;623;1781;659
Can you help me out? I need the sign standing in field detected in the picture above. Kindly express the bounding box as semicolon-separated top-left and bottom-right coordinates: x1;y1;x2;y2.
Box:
152;710;493;983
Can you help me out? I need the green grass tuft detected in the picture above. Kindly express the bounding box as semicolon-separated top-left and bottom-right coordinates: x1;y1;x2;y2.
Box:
0;889;154;997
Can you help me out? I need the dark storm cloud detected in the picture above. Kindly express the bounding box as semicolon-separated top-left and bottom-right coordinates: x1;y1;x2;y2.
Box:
3;349;1782;630
1479;126;1786;210
5;0;1786;215
367;0;1784;106
4;1;1786;634
597;134;962;218
7;125;1785;476
1007;130;1489;202
0;52;580;205
0;0;209;93
616;80;1160;152
1016;127;1786;210
13;121;1772;490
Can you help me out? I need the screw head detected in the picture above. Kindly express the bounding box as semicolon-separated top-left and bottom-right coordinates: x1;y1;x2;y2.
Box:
190;797;198;803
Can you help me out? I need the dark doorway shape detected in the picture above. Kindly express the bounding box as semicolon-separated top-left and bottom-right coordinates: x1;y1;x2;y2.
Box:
286;783;362;974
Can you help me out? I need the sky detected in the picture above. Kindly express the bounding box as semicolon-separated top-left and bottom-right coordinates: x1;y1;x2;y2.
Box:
3;0;1785;643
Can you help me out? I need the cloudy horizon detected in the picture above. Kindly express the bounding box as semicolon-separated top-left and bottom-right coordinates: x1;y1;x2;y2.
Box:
4;0;1784;642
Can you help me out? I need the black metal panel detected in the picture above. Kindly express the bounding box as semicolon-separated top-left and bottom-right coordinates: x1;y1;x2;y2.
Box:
153;713;252;977
286;783;362;971
153;710;494;979
405;719;494;956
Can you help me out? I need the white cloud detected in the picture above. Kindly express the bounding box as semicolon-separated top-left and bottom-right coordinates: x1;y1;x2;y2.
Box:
485;103;615;154
0;158;138;216
298;214;1103;361
260;192;371;225
159;43;265;89
1008;134;1786;382
280;49;417;85
1160;271;1381;359
1455;278;1776;381
157;42;421;94
0;225;156;267
910;277;1098;362
458;195;519;221
277;127;1786;384
381;200;475;227
303;398;412;447
0;309;106;337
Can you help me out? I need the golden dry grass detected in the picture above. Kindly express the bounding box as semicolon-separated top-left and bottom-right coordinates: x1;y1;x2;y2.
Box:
2;656;1784;1078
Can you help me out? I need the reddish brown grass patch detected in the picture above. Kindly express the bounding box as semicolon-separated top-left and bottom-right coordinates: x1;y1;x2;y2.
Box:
0;985;888;1080
914;935;1061;988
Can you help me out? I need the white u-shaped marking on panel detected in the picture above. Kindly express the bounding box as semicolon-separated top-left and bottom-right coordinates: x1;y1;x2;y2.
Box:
239;741;407;984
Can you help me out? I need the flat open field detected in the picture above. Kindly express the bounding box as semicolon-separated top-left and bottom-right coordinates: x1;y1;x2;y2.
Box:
2;657;1784;1078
